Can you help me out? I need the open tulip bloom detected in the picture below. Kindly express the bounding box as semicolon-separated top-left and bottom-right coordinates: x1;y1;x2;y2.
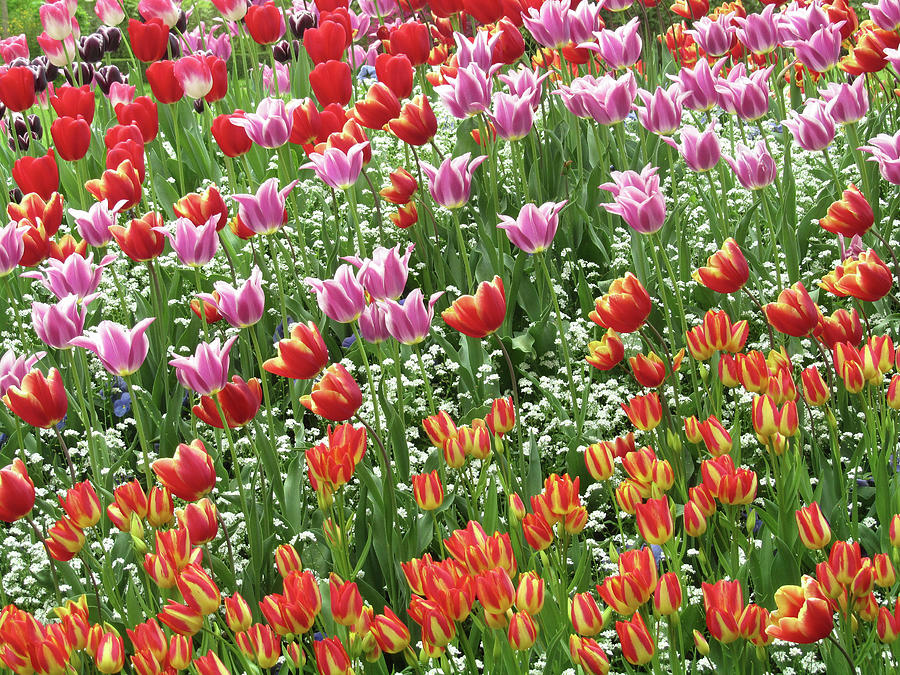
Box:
3;2;900;673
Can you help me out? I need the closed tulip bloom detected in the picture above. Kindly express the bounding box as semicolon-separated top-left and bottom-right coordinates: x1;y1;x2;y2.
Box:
795;502;831;550
490;92;534;141
95;632;125;674
379;168;418;205
197;267;265;328
693;238;749;293
764;282;819;337
766;577;835;643
176;563;221;615
3;367;67;428
590;273;651;333
0;459;35;522
305;265;366;323
441;275;506;338
821;78;869;125
231;97;294;149
599;164;666;233
580;17;642;69
715;65;772;121
889;374;900;410
635;496;674;545
85;159;143;211
498;200;567;253
860;130;900;184
634;85;684;136
878;602;900;643
158;216;218;267
309;59;352;107
663;122;720;172
384;289;443;345
569;592;604;636
146;59;184;103
687;13;735;56
301;363;362;421
51;116;91;162
0;65;36;112
703;579;744;643
147;485;174;528
352;81;400;130
865;0;900;30
569;635;610;675
177;498;219;546
669;58;724;112
412;470;444;510
345;243;415;302
722;140;777;190
616;612;655;665
621;392;663;431
820;184;873;237
683;500;708;536
784;100;836;152
110;212;166;262
419;152;487;210
302;142;368;190
0;221;28;276
69;318;155;376
58;481;101;529
152;439;216;501
169;336;238;396
31;295;89;350
194;650;230;674
264;321;328;380
245;1;284;44
212;112;253;158
556;71;637;126
13;148;60;202
274;543;302;578
654;572;683;615
173;55;212;99
388;94;438;146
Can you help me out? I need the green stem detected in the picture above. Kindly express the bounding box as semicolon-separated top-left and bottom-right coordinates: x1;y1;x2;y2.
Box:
538;254;578;415
126;377;154;488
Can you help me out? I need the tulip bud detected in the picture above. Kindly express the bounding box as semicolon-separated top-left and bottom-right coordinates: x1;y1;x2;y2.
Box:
509;494;526;521
654;572;683;616
411;470;444;511
508;612;538;650
693;629;710;655
147;486;174;528
275;543;302;578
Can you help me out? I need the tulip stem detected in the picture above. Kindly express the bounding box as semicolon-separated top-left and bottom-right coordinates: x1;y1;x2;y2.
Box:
451;210;474;292
215;511;238;581
54;427;77;484
248;324;280;461
493;332;524;474
414;345;435;415
214;397;252;572
26;516;62;605
538;254;578;417
67;349;101;487
125;376;154;489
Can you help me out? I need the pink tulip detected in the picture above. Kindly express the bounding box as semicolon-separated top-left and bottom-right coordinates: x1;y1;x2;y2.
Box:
32;295;89;350
37;33;77;67
231;177;297;235
864;0;900;31
498;67;548;110
300;142;368;190
39;0;73;41
662;123;721;172
358;302;390;343
174;55;213;99
419;153;487;210
169;336;238;396
384;289;444;345
783;99;836;152
70;201;123;247
230;97;295;149
785;23;844;73
344;244;415;302
580;17;642;70
635;85;685;136
687;13;735;57
435;63;497;119
158;216;219;267
70;318;155;376
490;92;534;141
0;222;28;277
197;267;264;328
0;35;30;64
0;349;45;397
138;0;180;27
210;0;246;21
94;0;125;25
820;78;869;126
22;252;117;301
722;140;777;191
734;6;779;54
305;265;367;324
715;65;772;121
669;58;725;112
498;200;567;253
555;71;637;125
454;31;497;70
860;130;900;184
522;0;572;49
599;165;666;234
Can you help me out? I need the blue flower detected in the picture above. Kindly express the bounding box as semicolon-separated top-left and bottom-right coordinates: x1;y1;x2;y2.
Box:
342;334;357;349
357;65;377;82
274;316;295;344
113;392;132;418
55;415;67;432
0;433;7;451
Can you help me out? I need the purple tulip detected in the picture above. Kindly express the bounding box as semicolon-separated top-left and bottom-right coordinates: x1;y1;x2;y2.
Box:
435;63;497;119
419;153;487;210
580;17;642;70
231;178;298;235
230;97;295;149
785;23;844;73
498;67;549;110
22;252;117;302
305;264;367;323
454;30;497;70
300;142;368;190
669;58;725;112
522;0;572;49
0;221;28;277
555;71;637;125
662;123;721;172
197;267;265;328
820;78;869;126
839;234;866;261
32;295;90;350
715;64;772;121
860;130;900;184
722;140;777;190
344;244;415;302
169;336;238;396
70;201;123;247
783;99;836;152
0;349;45;397
70;318;155;376
384;289;444;345
490;92;535;141
600;0;635;11
734;5;779;55
864;0;900;31
777;2;831;43
599;164;666;234
498;200;568;254
156;216;219;267
635;85;685;136
358;301;391;344
568;1;602;42
688;13;736;57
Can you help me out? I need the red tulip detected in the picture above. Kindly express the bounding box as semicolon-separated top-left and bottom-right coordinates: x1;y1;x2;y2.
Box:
211;112;252;157
303;20;347;64
310;60;352;107
389;21;430;65
388;94;438;146
0;459;35;523
0;66;35;112
146;60;184;103
115;96;159;143
2;367;67;429
106;139;146;182
12;148;59;201
50;84;95;123
192;376;262;429
375;53;414;99
128;18;170;63
173;185;229;230
301;364;362;421
51;116;91;161
204;55;228;103
109;211;165;262
85;159;143;210
441;275;506;338
245;2;285;45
